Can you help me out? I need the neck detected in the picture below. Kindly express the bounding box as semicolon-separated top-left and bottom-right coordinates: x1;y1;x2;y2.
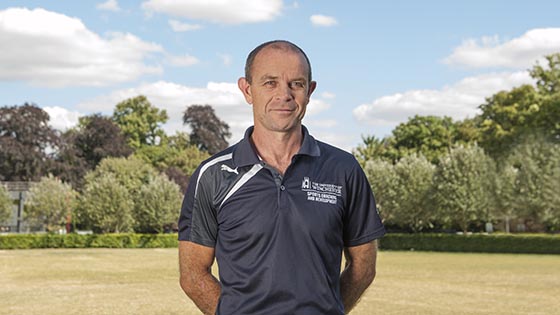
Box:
251;126;303;175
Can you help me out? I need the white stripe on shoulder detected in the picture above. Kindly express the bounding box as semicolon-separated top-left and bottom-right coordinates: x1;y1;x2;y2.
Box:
220;164;263;208
195;153;233;197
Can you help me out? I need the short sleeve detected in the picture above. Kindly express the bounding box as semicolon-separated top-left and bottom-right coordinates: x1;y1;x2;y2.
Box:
177;166;218;247
343;162;386;247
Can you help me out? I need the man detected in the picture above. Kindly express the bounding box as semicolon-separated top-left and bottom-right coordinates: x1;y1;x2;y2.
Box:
178;40;385;315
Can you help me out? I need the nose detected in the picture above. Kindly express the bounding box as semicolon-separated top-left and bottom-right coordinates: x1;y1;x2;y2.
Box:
276;82;293;102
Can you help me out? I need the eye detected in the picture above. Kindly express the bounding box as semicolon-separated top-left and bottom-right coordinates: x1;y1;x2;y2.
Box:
289;81;306;90
264;81;276;88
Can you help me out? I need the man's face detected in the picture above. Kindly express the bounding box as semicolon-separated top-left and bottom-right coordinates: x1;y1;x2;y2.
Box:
238;46;316;134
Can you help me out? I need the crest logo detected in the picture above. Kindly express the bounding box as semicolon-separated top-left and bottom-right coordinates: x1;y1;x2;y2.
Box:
302;177;310;189
301;177;342;205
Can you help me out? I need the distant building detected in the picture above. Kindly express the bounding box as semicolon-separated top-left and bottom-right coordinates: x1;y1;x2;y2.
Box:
0;181;43;233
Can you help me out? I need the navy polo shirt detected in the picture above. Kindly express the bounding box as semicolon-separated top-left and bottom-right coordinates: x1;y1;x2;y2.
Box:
178;126;385;315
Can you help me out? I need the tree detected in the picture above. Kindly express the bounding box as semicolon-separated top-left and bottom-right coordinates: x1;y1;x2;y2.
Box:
478;53;560;159
390;115;459;163
113;96;168;149
75;114;133;168
0;185;12;224
25;175;77;232
134;174;183;233
391;154;436;232
364;159;398;225
132;131;208;191
530;53;560;95
478;84;541;160
183;104;231;154
54;114;132;190
492;164;518;233
433;145;496;233
89;156;157;196
508;134;560;231
0;104;59;181
81;156;185;233
76;173;134;233
353;135;395;166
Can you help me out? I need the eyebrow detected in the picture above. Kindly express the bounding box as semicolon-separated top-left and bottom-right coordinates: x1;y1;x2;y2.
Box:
257;75;307;82
258;75;279;82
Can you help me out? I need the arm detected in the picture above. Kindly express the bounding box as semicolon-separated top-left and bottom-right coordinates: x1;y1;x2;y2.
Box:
179;240;221;315
339;240;378;314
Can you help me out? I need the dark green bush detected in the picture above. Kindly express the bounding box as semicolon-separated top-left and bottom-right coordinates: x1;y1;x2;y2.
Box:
2;233;558;254
0;233;178;249
380;233;560;254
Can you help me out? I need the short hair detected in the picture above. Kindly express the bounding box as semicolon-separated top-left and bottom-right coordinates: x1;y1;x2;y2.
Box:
244;40;312;84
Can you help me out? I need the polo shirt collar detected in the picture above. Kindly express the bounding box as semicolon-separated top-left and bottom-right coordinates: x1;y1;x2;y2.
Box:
232;125;321;167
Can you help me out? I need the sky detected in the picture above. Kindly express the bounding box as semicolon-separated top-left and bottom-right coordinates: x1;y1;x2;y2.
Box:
2;0;560;152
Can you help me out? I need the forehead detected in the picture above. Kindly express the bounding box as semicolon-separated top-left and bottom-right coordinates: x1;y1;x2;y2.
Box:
252;46;309;77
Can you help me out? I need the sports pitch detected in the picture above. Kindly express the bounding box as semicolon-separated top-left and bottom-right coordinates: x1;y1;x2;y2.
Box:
0;248;558;314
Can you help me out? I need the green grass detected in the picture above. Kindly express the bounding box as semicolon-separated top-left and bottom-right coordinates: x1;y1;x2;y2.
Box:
0;249;558;315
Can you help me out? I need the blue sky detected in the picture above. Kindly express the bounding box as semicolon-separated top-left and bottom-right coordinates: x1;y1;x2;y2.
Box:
2;1;560;151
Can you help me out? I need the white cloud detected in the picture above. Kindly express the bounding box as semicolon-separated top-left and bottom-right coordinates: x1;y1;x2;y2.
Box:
142;0;283;24
168;19;203;32
218;53;233;66
77;81;252;143
310;14;338;27
321;91;336;99
353;71;533;126
166;54;199;67
443;28;560;69
96;0;121;12
0;8;162;87
305;99;331;116
44;106;83;131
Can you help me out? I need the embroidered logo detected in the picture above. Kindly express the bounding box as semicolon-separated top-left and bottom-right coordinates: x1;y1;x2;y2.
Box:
221;164;239;175
301;177;342;205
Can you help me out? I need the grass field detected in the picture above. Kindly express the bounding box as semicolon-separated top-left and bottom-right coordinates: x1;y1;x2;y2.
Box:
0;249;558;315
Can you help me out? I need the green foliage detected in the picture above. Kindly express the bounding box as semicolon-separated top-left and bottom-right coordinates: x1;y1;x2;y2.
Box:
492;164;518;233
379;233;560;254
0;233;178;249
391;154;436;232
133;132;208;176
478;84;541;159
113;95;169;149
391;115;458;163
88;156;157;195
133;174;182;233
53;114;133;190
365;155;436;232
0;185;12;223
79;156;184;233
530;53;560;95
25;175;77;232
77;173;134;233
508;135;560;231
433;145;496;233
353;135;394;166
364;159;398;223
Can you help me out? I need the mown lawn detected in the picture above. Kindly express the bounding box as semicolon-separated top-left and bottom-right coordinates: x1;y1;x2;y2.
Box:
0;248;558;315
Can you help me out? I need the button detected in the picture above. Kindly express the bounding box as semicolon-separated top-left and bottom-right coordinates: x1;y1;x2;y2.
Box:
280;185;285;191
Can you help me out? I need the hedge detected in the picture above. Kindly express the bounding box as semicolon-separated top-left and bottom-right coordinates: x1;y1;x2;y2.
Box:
0;233;178;249
379;233;560;254
1;233;559;254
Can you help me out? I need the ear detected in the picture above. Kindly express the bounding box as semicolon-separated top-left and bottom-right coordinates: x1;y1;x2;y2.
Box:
307;81;317;98
238;77;253;104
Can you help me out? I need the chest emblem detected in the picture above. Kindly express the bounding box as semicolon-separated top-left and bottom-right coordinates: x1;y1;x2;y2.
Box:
221;164;239;174
301;177;342;205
